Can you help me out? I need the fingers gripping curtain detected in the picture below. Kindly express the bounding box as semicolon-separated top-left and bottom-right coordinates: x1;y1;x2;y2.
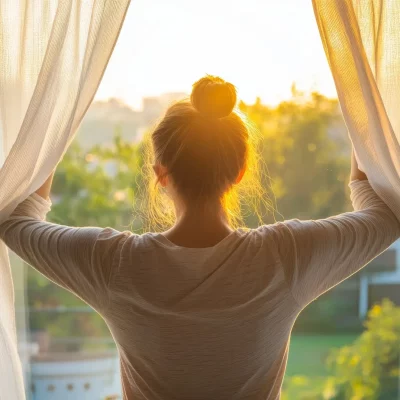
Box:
0;1;130;398
313;0;400;220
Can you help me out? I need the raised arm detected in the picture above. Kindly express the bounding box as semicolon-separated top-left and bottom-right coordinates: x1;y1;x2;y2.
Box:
269;149;400;308
0;174;129;311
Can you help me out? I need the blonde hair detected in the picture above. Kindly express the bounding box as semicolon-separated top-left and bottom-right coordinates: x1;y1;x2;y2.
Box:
139;75;274;232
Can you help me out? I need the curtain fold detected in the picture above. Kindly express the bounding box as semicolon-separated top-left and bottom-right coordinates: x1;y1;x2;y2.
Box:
0;1;130;398
313;0;400;220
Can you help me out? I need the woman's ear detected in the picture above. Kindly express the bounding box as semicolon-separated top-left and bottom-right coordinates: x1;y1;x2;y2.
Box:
235;168;246;184
152;164;169;187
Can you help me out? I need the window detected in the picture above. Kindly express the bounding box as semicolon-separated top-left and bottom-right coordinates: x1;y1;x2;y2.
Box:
11;1;400;399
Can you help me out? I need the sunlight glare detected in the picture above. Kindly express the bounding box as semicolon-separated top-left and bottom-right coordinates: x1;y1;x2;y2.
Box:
96;0;337;109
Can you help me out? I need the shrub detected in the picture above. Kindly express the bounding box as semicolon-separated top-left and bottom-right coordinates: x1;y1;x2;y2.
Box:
324;299;400;399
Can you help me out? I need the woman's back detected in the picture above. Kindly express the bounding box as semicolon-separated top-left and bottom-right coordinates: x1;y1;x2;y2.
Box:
109;229;296;399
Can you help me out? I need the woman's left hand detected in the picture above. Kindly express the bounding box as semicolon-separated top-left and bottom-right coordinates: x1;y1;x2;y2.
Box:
35;170;56;200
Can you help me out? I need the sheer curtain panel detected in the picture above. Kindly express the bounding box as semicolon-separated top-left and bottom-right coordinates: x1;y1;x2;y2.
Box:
0;1;130;398
313;0;400;220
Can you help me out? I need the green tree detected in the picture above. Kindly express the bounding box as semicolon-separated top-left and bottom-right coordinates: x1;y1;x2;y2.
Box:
240;91;350;224
50;131;142;229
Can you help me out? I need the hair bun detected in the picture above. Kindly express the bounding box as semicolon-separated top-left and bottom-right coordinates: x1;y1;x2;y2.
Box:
190;75;237;118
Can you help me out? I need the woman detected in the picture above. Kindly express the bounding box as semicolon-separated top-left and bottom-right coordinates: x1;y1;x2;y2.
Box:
1;75;399;400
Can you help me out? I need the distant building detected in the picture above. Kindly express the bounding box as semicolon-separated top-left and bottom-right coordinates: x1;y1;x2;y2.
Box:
77;98;142;149
77;92;187;149
159;92;188;107
358;240;400;318
141;92;186;126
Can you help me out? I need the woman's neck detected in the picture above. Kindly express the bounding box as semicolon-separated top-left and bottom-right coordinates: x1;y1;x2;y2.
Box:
162;202;234;248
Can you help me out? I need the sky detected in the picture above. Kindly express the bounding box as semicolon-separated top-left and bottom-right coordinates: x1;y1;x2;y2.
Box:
95;0;337;110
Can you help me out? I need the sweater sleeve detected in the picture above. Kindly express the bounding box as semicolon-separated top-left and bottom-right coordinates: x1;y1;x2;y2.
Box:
0;194;129;311
268;180;400;308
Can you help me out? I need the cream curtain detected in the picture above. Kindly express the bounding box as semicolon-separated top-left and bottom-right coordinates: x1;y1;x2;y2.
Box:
313;0;400;220
0;1;130;398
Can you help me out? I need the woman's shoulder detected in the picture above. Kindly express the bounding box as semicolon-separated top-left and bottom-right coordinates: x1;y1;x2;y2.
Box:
252;219;303;236
110;230;172;253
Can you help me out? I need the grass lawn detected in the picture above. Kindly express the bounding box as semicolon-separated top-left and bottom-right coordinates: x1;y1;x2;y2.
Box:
286;334;358;376
282;334;358;399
